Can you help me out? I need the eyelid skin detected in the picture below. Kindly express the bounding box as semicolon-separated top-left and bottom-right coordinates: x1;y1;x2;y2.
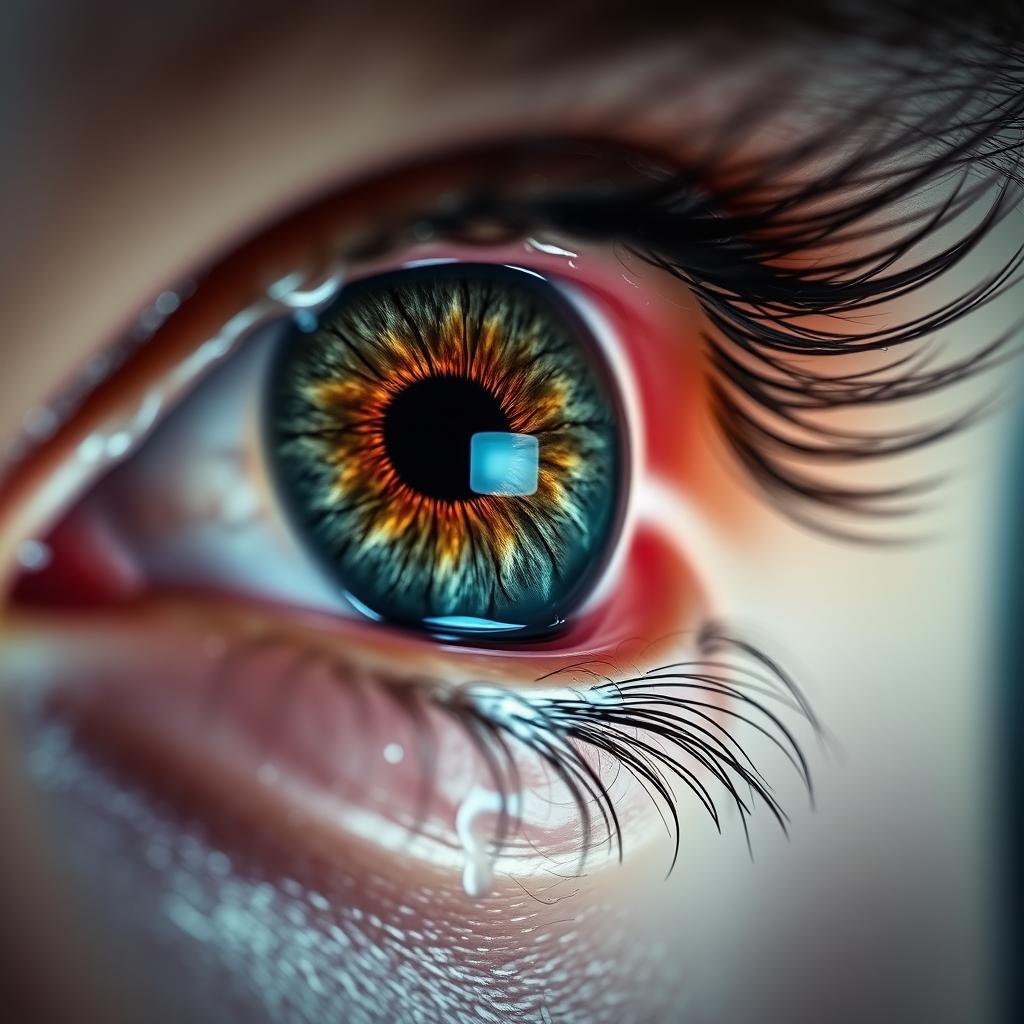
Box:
2;133;779;608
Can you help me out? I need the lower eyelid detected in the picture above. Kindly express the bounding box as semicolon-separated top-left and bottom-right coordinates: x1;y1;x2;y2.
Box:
6;554;818;911
2;460;816;916
8;588;702;886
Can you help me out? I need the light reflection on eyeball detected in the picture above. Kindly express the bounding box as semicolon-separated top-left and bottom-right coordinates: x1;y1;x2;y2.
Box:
266;264;626;639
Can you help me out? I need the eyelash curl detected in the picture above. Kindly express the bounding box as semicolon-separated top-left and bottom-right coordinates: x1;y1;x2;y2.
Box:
365;48;1024;538
212;621;821;874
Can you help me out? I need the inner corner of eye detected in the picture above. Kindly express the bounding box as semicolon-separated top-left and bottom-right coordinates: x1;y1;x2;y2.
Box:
265;262;628;642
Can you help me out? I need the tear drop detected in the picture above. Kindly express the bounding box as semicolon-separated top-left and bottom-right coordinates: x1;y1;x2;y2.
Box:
454;785;521;899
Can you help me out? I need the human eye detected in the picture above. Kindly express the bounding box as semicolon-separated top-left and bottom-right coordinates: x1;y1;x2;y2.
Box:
3;138;820;876
1;11;1021;1023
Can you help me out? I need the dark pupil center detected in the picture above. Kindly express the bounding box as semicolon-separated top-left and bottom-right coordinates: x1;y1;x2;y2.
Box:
383;375;510;501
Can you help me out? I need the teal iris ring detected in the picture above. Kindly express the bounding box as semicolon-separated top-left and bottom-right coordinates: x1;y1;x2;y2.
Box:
265;263;629;640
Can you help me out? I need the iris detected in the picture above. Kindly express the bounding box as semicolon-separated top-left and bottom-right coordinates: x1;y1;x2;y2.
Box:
266;263;624;638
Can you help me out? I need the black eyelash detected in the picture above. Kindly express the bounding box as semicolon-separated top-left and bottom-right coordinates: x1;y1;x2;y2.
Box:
441;623;820;874
212;621;820;874
400;57;1024;536
8;44;1020;532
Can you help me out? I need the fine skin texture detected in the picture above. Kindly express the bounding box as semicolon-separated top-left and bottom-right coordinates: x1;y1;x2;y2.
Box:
0;3;1021;1023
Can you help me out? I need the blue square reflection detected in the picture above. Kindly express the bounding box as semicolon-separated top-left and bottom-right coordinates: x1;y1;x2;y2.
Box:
469;432;539;496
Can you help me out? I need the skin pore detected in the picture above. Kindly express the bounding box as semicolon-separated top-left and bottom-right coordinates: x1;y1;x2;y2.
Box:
0;3;1020;1022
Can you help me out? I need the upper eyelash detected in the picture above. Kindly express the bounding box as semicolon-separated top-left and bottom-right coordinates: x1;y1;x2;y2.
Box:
397;64;1024;535
208;619;820;874
7;55;1021;533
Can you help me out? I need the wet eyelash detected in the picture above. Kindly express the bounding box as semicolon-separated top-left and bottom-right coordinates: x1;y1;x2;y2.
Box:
401;61;1024;535
446;624;820;873
211;621;820;874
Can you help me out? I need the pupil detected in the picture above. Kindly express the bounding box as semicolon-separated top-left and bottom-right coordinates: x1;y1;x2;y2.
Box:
383;375;510;500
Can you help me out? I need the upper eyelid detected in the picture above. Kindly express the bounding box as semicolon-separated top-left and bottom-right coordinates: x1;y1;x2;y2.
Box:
0;151;674;593
7;49;1020;479
3;92;1020;560
0;139;687;493
0;118;913;480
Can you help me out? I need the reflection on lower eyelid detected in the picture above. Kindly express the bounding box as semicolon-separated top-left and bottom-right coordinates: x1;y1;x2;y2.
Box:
8;592;817;899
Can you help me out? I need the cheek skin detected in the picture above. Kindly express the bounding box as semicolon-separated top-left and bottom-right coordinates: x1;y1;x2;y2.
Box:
5;617;697;1024
22;728;683;1024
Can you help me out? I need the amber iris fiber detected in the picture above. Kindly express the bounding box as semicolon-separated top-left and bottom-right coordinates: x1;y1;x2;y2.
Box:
267;263;623;637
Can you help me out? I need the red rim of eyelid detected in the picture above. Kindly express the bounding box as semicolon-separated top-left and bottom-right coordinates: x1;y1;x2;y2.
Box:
8;523;707;682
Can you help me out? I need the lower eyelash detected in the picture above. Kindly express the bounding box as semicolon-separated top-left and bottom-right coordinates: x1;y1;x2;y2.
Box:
208;620;820;875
